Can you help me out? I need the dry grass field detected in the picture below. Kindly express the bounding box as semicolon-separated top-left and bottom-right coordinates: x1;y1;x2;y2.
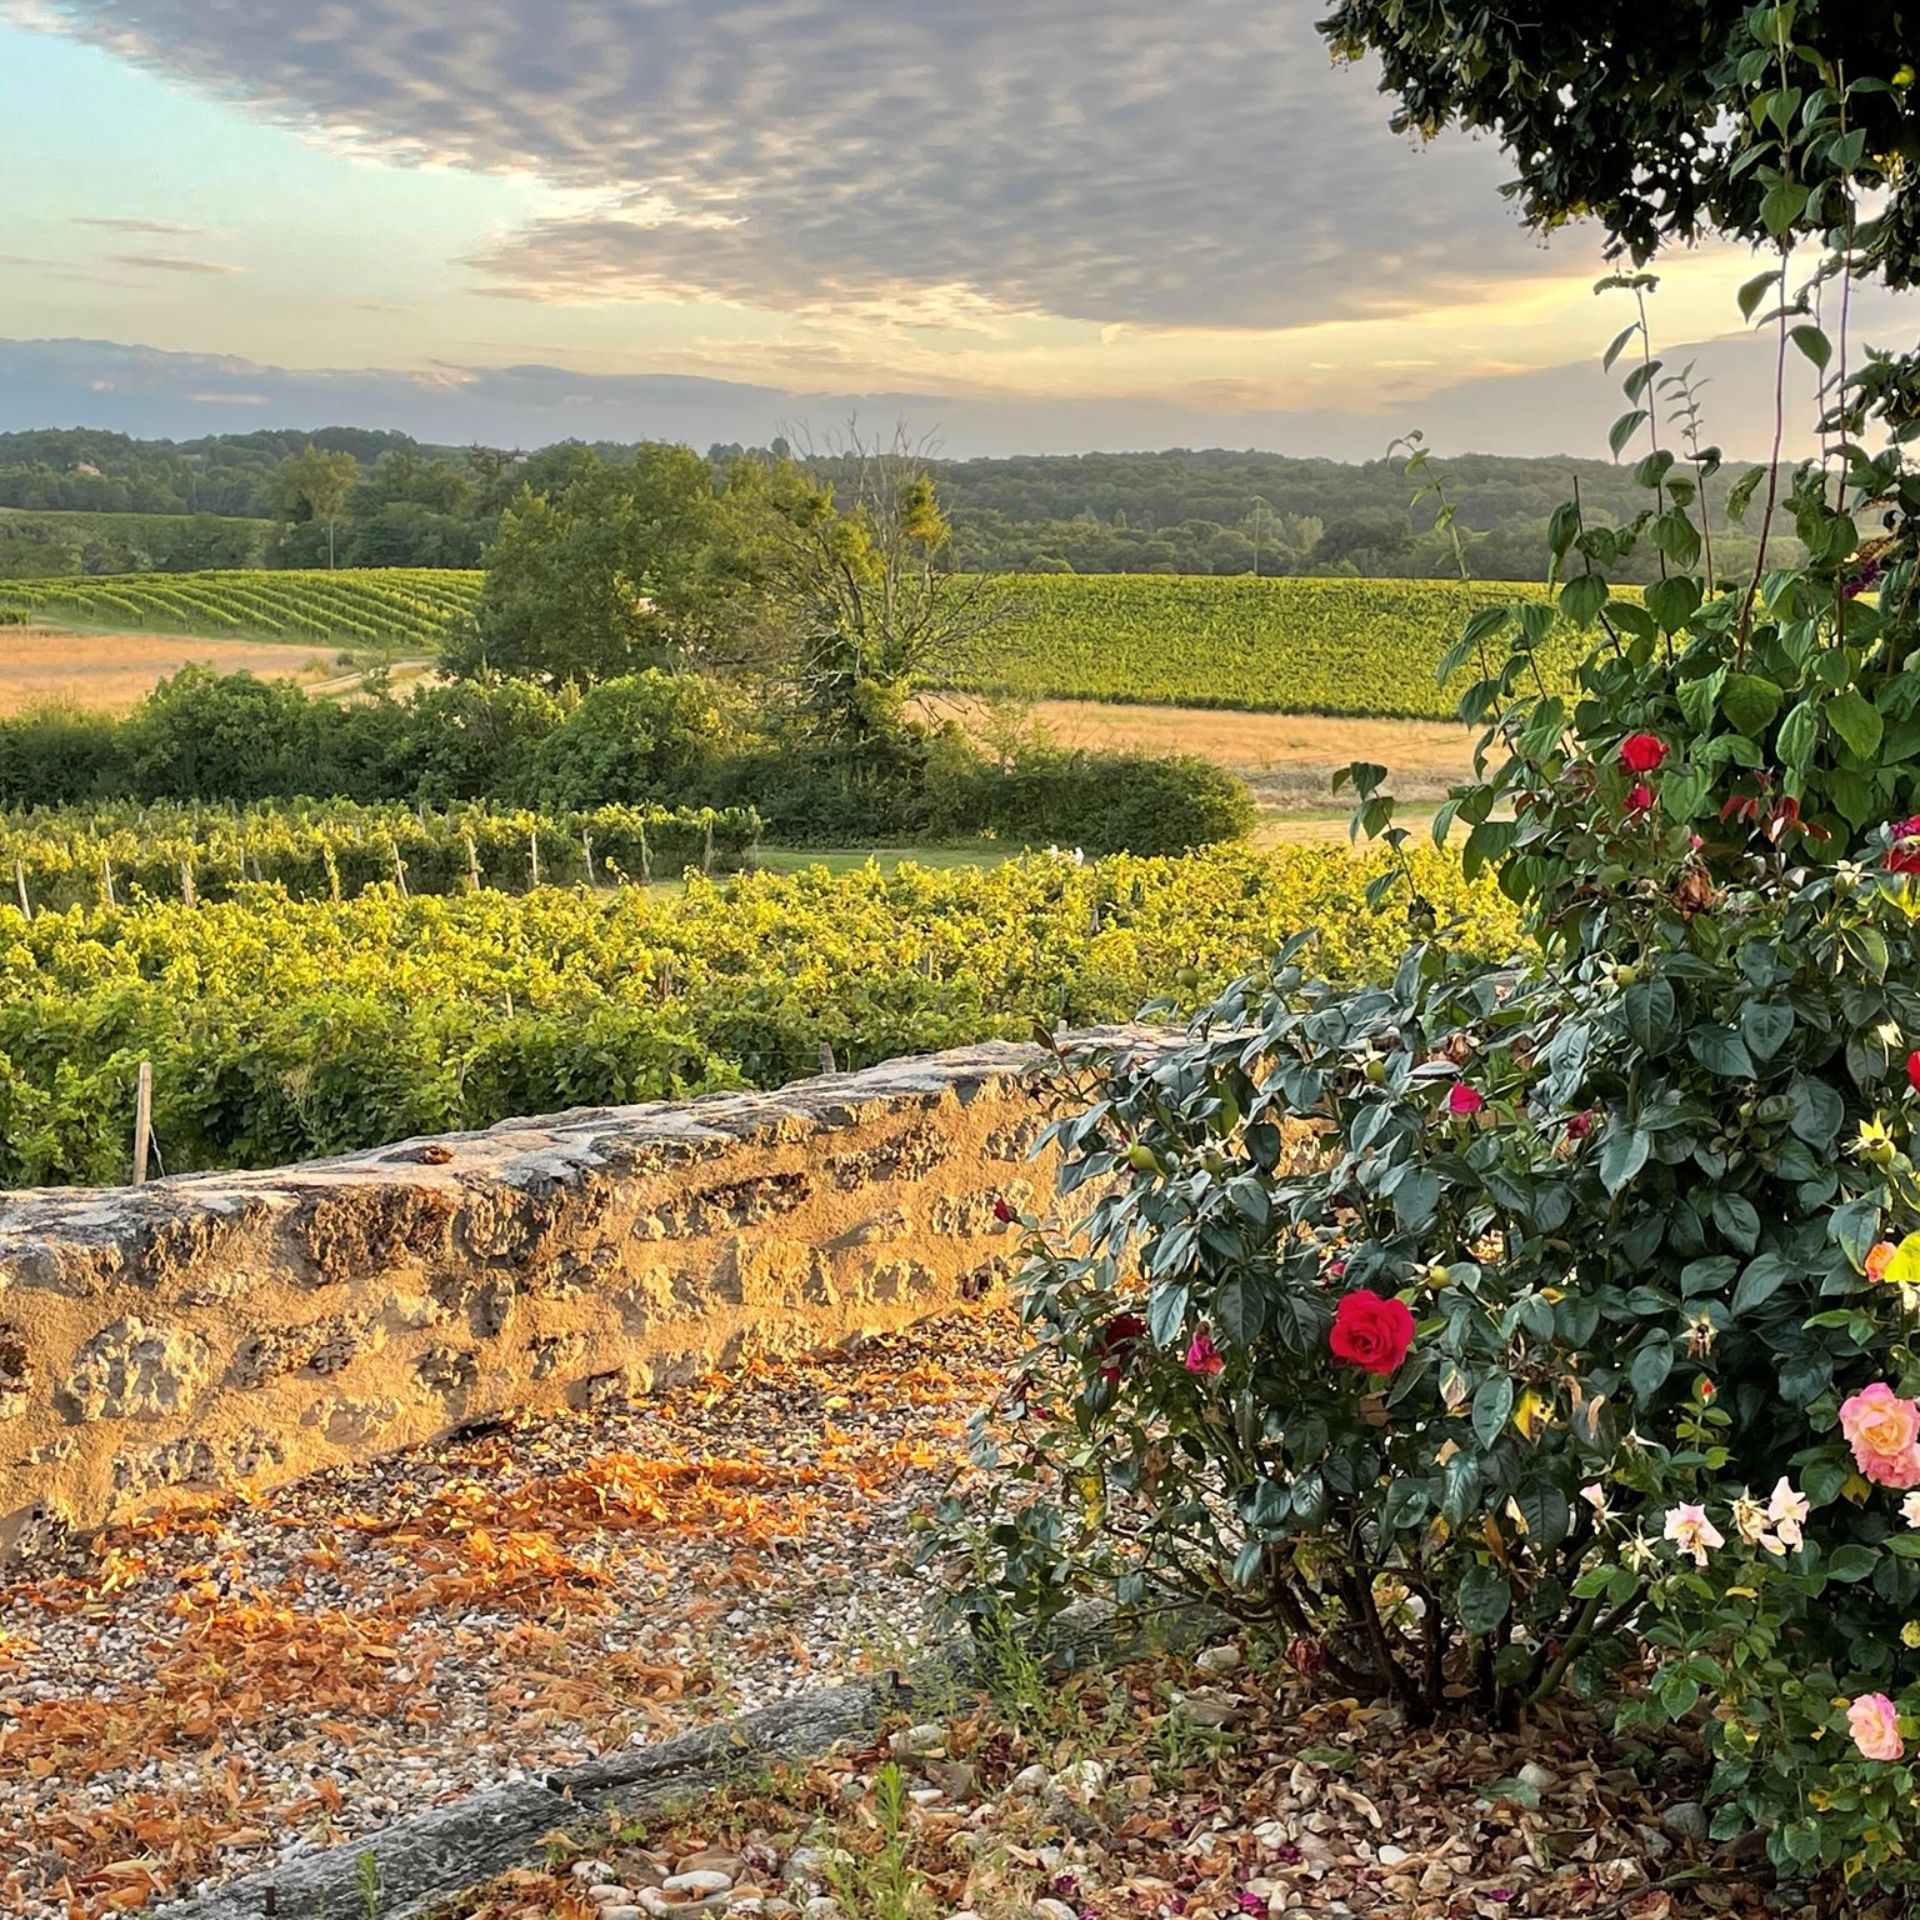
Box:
922;691;1478;806
0;625;336;714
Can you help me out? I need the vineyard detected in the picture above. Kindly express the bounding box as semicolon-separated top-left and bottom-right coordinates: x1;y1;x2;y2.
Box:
0;565;1575;719
945;573;1577;718
0;798;759;912
0;567;482;650
0;845;1518;1186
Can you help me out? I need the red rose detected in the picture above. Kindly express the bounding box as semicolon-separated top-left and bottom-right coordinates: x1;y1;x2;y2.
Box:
1329;1290;1415;1374
1095;1312;1147;1381
1446;1083;1485;1117
1566;1109;1595;1141
1908;1050;1920;1096
992;1195;1016;1224
1888;817;1920;875
1626;781;1655;813
1619;733;1669;774
1184;1329;1225;1376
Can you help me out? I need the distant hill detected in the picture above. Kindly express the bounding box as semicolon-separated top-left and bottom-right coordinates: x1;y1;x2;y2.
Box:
0;429;1789;584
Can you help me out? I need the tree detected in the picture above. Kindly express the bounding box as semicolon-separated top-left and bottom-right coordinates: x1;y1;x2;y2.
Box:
451;445;771;687
765;428;1007;746
267;444;360;569
1318;2;1920;277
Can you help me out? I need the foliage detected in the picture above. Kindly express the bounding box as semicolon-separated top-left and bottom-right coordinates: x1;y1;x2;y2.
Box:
958;3;1920;1891
0;844;1516;1185
0;566;480;649
450;445;777;686
0;797;758;913
958;745;1256;857
944;574;1585;717
1319;0;1920;276
0;510;276;580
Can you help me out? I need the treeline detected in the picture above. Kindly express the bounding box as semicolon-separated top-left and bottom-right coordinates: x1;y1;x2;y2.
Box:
0;429;1794;583
0;666;1251;857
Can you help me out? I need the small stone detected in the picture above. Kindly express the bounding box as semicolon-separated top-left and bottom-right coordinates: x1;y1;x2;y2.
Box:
1168;1688;1237;1728
604;1908;644;1920
802;1901;841;1920
888;1722;946;1759
1661;1801;1709;1842
1516;1761;1559;1792
1052;1759;1105;1797
1035;1902;1079;1920
664;1872;736;1898
1375;1846;1409;1868
907;1787;944;1808
924;1758;976;1800
1196;1642;1243;1675
574;1862;619;1884
589;1887;635;1904
677;1855;747;1881
1007;1763;1051;1796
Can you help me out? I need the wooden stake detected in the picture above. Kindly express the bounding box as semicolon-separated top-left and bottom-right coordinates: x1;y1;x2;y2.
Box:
819;1040;837;1075
101;856;116;908
132;1061;153;1185
639;827;653;886
529;830;541;888
392;842;409;898
181;858;197;908
581;830;597;886
465;834;481;893
702;817;715;875
13;858;29;921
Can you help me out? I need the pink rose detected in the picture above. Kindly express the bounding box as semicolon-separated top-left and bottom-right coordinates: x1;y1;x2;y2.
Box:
1888;816;1920;876
1184;1329;1225;1376
1446;1083;1485;1117
1849;1692;1905;1761
1839;1383;1920;1489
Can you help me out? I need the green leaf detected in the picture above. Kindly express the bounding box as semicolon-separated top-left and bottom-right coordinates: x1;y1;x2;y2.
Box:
1393;1168;1442;1232
1827;688;1884;761
1472;1375;1515;1451
1712;1192;1761;1252
1624;977;1677;1054
1761;179;1811;236
1629;1336;1676;1400
1147;1282;1190;1350
1777;698;1820;772
1738;270;1781;321
1788;1076;1846;1150
1731;1251;1794;1315
1599;1127;1652;1195
1602;324;1640;372
1458;1563;1512;1638
1560;574;1611;627
1214;1272;1266;1346
1739;1001;1794;1061
1689;1027;1756;1078
1721;671;1783;737
1790;324;1833;371
1609;410;1650;458
1646;576;1703;633
1649;509;1702;567
1825;1544;1879;1583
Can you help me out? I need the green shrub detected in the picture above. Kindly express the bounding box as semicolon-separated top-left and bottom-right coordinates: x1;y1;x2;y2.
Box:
949;29;1920;1890
969;744;1255;856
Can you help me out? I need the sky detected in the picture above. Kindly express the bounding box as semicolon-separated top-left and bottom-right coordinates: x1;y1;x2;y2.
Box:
0;0;1898;460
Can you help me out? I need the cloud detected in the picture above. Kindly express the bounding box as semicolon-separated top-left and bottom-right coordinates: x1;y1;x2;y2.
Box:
106;252;246;275
0;333;1829;464
74;216;207;235
25;0;1550;328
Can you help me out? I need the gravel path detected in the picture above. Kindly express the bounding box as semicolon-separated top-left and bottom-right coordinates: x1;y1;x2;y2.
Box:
0;1307;1023;1918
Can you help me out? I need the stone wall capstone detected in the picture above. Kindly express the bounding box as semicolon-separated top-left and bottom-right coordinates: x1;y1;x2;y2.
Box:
0;1033;1156;1560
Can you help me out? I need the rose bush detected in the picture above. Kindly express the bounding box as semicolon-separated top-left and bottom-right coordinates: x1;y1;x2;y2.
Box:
938;6;1920;1892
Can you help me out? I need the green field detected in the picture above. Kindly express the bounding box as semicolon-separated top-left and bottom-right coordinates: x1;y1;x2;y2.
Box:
0;566;482;650
946;573;1569;719
0;566;1572;718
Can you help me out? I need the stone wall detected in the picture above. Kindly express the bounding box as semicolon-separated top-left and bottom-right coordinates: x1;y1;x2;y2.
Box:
0;1035;1144;1560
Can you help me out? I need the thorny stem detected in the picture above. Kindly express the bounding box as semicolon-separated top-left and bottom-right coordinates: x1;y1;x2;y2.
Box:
1738;245;1794;668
